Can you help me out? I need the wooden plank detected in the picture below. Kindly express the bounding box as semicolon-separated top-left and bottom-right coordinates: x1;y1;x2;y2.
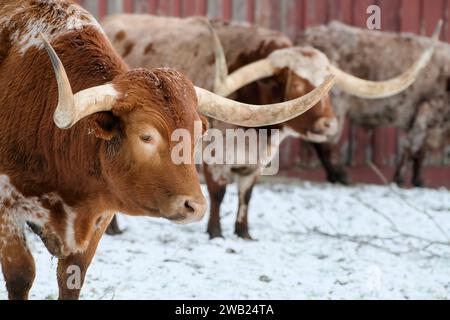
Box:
378;0;401;31
280;166;450;188
340;119;352;166
350;0;375;167
247;0;256;23
279;139;302;169
270;0;281;30
298;141;320;168
255;0;271;28
98;0;108;19
207;0;221;18
314;0;328;25
373;127;398;167
82;1;99;18
422;0;447;167
107;0;123;15
350;124;373;167
172;0;182;16
327;0;341;22
284;0;302;39
338;0;353;24
232;0;247;21
445;0;450;42
372;0;401;166
123;0;134;12
444;145;450;165
149;0;159;13
352;0;374;28
133;0;157;13
158;0;173;15
197;0;208;15
422;0;446;38
182;0;196;16
400;0;421;34
303;0;316;27
223;0;233;20
280;0;288;33
303;0;330;28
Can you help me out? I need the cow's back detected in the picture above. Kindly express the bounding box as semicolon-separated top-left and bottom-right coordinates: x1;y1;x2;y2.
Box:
102;15;292;91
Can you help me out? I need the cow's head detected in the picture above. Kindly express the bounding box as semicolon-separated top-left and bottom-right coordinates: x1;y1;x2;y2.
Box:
98;68;208;224
42;36;334;223
282;67;338;143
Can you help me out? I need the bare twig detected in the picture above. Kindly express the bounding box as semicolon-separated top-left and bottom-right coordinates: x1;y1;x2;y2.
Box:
367;161;450;242
288;192;450;259
353;193;450;246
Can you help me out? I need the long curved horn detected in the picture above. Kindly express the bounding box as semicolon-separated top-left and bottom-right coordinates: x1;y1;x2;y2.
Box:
329;20;443;99
196;74;335;127
216;59;276;97
207;20;278;97
213;20;442;100
41;35;118;129
205;22;229;94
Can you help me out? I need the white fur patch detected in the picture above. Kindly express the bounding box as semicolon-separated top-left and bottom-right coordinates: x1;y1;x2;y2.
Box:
0;0;103;55
269;47;330;87
0;175;81;256
236;175;255;223
0;175;49;250
64;204;80;253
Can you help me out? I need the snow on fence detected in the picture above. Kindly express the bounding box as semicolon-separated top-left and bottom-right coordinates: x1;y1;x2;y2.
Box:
74;0;450;187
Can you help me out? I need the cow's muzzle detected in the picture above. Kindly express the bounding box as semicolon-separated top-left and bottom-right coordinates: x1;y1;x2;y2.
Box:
163;196;207;225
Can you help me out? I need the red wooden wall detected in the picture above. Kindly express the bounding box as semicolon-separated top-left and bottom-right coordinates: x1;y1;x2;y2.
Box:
75;0;450;187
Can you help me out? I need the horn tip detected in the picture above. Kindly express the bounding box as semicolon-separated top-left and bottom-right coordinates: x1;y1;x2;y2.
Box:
433;20;443;40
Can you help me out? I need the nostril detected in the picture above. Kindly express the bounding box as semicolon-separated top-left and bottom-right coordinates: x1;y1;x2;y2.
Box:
323;120;331;128
184;200;195;214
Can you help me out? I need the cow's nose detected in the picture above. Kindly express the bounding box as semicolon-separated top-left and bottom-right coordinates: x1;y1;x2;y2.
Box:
170;196;207;224
314;117;339;136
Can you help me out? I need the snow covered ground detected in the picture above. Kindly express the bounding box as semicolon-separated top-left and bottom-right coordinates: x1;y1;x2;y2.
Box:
1;181;450;300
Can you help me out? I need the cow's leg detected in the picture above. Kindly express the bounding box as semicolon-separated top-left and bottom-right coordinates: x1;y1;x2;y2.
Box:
393;151;409;186
411;146;427;188
395;101;431;187
57;214;113;300
204;165;227;239
311;142;349;185
235;174;257;240
0;214;36;300
105;214;122;236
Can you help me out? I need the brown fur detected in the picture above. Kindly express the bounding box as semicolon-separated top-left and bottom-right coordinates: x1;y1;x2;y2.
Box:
0;0;207;299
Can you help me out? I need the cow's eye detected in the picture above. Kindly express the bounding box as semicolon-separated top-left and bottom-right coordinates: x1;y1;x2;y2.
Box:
140;135;153;144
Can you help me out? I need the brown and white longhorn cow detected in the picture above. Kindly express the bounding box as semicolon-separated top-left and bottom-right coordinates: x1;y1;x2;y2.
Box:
102;15;437;240
0;0;334;300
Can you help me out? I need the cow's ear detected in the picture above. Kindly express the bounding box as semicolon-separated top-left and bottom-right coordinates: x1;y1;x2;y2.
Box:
199;114;209;134
89;112;119;141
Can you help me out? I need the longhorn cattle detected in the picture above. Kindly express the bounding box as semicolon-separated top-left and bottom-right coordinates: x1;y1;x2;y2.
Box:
0;0;335;300
297;21;450;187
102;15;437;239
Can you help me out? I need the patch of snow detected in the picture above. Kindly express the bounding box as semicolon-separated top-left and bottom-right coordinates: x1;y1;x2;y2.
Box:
1;182;449;300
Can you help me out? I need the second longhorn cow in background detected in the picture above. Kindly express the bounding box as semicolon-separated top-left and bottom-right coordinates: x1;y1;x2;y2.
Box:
297;21;449;188
102;15;439;239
